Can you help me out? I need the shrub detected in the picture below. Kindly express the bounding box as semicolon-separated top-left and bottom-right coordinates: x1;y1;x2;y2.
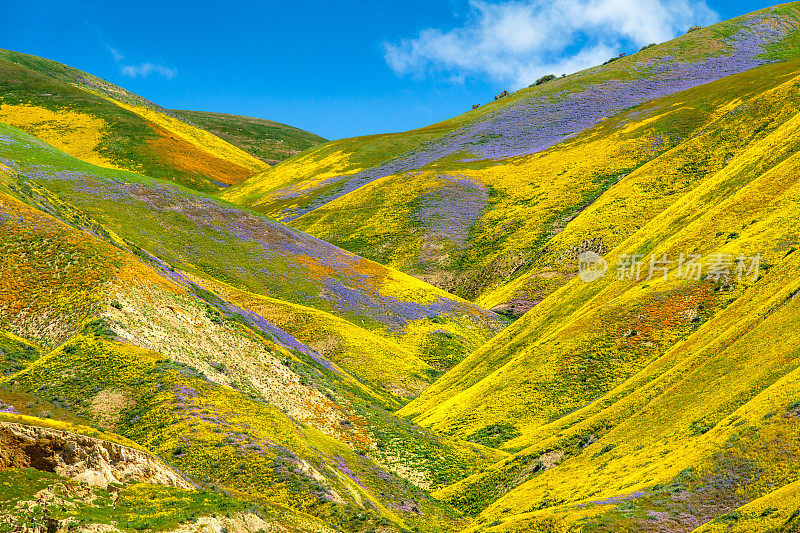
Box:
205;305;225;325
494;90;510;100
210;361;228;374
602;53;627;65
639;43;657;52
534;74;556;86
592;443;615;458
686;25;702;33
472;103;481;109
715;510;742;523
466;422;521;448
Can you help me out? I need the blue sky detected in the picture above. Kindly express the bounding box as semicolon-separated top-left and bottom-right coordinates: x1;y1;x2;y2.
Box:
0;0;778;140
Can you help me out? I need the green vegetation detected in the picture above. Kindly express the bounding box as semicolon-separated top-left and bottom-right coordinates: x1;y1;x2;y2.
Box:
0;48;268;191
0;468;320;533
173;109;327;164
465;424;521;449
0;331;38;376
3;3;800;531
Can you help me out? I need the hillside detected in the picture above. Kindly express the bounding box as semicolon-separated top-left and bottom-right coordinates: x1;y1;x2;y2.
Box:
3;2;800;532
173;109;327;164
400;56;800;433
0;49;270;191
221;3;800;304
0;130;506;530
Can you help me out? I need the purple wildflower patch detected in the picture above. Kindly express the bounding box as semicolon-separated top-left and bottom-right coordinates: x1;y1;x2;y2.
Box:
0;401;19;414
276;15;788;219
413;175;488;248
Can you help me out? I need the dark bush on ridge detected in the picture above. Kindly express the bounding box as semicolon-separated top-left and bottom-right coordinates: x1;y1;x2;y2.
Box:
534;74;557;86
602;52;627;65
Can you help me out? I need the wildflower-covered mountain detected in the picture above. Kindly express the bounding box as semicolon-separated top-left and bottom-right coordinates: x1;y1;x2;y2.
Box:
4;2;800;532
0;119;504;531
222;4;800;307
172;109;327;164
0;49;274;191
0;50;504;531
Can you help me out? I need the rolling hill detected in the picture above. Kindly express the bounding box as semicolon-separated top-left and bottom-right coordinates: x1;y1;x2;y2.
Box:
221;3;800;306
0;48;269;191
4;1;800;532
0;125;505;531
172;109;327;164
0;50;504;531
219;2;800;531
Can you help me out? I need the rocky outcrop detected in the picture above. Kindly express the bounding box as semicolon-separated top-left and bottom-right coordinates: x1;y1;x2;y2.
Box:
0;422;192;489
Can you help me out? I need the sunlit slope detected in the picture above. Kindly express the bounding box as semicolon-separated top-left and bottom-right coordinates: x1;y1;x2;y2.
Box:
0;186;502;532
0;414;312;530
7;336;465;532
400;58;800;440
397;75;800;531
478;58;800;313
186;272;443;397
0;122;501;384
0;49;268;191
222;3;800;300
0;122;506;505
173;109;327;164
0;466;334;533
437;249;800;531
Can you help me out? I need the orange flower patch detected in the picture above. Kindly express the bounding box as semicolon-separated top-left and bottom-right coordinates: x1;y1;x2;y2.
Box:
617;283;716;344
145;124;257;187
0;192;123;345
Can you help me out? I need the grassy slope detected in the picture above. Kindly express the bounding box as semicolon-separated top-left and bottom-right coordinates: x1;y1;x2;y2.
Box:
445;251;800;531
0;49;268;191
173;109;327;164
0;415;334;532
0;121;501;393
0;182;505;532
477;60;800;313
386;55;800;530
220;3;800;302
401;57;800;438
2;5;799;532
0;466;334;533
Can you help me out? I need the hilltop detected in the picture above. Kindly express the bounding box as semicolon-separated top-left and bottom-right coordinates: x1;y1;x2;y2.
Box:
0;48;270;191
221;3;800;306
172;109;327;164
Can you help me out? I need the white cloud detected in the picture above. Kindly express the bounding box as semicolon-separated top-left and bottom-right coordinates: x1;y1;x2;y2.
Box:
108;46;124;62
383;0;719;88
106;46;177;80
119;62;178;80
